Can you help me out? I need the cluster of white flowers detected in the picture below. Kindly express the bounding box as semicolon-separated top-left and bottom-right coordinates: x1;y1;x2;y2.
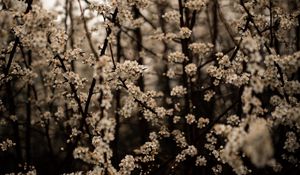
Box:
125;83;157;111
195;155;207;166
155;106;169;118
197;117;209;129
185;0;208;11
116;60;147;82
117;7;134;26
226;115;240;126
119;155;136;175
184;63;197;76
213;124;233;136
269;52;300;77
188;42;214;55
168;51;187;63
172;130;188;148
162;10;181;24
95;116;116;142
170;85;187;97
73;147;92;164
148;31;177;41
119;96;138;118
271;97;300;130
63;71;87;90
13;67;38;85
206;59;250;87
0;138;15;151
73;136;113;165
284;132;299;153
216;53;231;67
63;48;80;62
212;164;223;175
204;90;215;102
185;114;196;124
89;2;112;15
68;128;82;142
205;132;217;151
175;145;198;162
173;115;181;124
134;136;159;162
179;27;192;39
13;5;67;53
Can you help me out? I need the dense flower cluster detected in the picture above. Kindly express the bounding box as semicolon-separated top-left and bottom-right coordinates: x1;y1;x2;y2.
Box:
0;139;15;151
170;85;187;97
168;51;188;63
162;10;181;24
185;0;209;11
184;63;197;77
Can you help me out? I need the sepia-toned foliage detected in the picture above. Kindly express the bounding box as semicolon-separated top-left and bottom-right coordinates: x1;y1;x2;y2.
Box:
0;0;299;174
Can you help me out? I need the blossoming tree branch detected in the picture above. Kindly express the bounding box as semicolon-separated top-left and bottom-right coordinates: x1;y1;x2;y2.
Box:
0;0;299;174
